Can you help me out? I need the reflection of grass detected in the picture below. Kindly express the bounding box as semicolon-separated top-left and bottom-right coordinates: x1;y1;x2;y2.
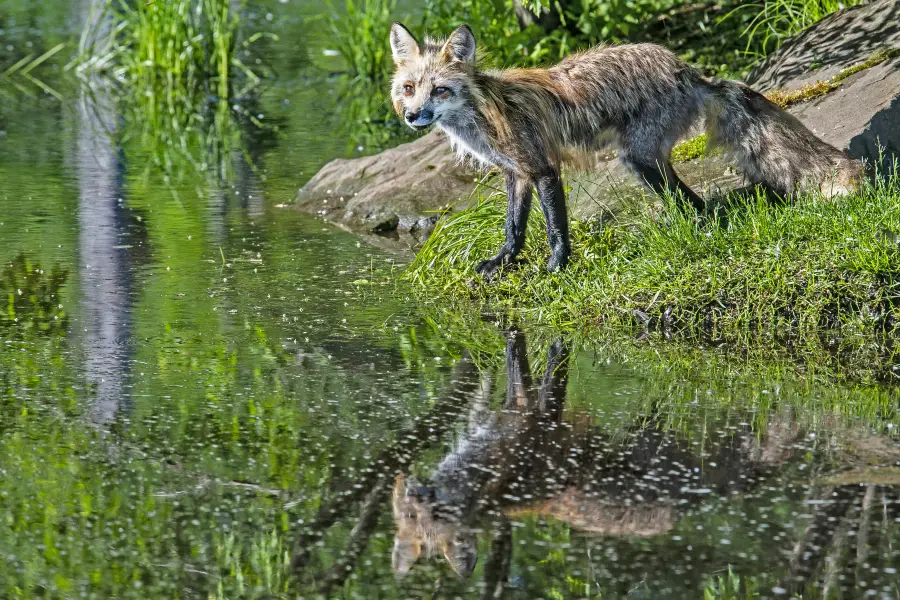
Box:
73;0;275;185
0;43;66;99
1;254;68;335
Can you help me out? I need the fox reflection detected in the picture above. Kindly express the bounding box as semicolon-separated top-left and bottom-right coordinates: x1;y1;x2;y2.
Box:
392;329;796;578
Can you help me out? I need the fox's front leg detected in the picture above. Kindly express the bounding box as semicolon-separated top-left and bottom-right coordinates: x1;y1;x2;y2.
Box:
535;171;570;272
475;172;533;280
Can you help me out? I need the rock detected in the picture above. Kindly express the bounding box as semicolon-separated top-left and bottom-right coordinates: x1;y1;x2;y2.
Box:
295;0;900;239
294;130;480;235
747;0;900;90
748;0;900;175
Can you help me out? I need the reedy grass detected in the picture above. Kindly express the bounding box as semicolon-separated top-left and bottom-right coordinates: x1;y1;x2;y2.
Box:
72;0;274;184
726;0;864;58
405;172;900;340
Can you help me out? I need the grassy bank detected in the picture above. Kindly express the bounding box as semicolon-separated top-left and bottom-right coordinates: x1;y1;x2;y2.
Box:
404;174;900;339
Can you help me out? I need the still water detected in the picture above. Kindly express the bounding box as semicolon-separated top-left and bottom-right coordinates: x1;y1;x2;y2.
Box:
2;2;900;599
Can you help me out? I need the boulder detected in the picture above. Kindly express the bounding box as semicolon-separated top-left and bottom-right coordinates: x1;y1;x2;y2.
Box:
747;0;900;175
293;130;479;240
295;0;900;238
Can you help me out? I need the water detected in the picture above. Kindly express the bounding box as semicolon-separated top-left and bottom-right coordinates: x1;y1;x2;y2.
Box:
2;3;900;599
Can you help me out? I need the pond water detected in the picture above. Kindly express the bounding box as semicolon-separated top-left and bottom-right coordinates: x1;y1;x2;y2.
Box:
2;3;900;599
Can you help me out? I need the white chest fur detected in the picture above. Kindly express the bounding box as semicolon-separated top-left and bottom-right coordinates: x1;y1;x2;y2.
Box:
438;123;515;171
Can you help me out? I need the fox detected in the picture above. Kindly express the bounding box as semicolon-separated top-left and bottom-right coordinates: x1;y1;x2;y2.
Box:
391;328;799;581
388;23;865;279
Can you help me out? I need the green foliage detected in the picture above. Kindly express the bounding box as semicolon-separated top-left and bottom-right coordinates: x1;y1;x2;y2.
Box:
726;0;865;58
73;0;274;184
405;173;900;340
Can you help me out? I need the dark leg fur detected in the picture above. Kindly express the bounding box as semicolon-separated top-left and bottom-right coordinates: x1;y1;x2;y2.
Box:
535;172;570;272
626;156;705;212
476;171;533;280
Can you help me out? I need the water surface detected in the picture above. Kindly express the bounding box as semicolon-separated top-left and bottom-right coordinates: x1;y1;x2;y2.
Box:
1;3;899;599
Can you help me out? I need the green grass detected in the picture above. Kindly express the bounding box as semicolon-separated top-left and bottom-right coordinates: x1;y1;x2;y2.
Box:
72;0;273;184
404;173;900;340
726;0;865;58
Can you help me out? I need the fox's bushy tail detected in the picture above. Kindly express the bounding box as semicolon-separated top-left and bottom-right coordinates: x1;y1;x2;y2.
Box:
702;79;864;197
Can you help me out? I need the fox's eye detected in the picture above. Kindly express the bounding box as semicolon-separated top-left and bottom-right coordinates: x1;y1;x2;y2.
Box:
433;86;452;98
402;84;415;96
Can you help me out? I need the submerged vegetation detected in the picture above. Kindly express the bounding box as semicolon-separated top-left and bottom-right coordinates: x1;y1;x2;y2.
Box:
405;172;900;340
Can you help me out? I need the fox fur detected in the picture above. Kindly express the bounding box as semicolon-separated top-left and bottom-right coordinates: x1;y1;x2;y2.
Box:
389;23;865;278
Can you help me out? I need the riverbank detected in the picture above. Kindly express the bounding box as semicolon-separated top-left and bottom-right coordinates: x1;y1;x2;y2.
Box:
405;173;900;340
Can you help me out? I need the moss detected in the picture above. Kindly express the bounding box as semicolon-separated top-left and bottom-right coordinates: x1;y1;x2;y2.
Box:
832;47;900;83
764;47;900;108
671;134;710;163
765;79;838;108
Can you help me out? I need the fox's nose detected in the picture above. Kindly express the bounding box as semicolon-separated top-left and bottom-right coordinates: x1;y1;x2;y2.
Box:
405;108;434;127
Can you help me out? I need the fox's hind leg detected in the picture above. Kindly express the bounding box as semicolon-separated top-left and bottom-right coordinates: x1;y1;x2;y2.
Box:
535;171;571;272
476;171;534;280
623;154;705;212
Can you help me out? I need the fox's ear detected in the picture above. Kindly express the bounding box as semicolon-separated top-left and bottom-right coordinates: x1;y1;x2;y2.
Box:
443;24;476;63
390;22;420;64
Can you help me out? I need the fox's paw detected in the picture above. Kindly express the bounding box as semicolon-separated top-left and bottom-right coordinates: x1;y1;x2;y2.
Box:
546;248;570;273
475;256;506;281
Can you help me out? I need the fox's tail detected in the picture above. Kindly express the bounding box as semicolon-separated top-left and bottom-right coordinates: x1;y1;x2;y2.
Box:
701;79;865;197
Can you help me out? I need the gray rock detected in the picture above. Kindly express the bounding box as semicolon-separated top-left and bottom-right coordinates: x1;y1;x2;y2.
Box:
747;0;900;90
295;0;900;239
293;130;481;236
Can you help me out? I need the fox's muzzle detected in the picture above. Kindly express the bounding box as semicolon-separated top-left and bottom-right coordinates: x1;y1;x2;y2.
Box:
405;108;435;130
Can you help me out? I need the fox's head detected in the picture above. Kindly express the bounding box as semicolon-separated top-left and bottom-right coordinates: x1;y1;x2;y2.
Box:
389;22;477;131
391;474;478;577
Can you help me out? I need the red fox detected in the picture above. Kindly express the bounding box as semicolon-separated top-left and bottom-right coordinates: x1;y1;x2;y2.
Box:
389;23;865;279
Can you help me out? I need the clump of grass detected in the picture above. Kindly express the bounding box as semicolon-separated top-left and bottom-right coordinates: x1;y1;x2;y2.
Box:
73;0;273;183
405;173;900;339
728;0;864;58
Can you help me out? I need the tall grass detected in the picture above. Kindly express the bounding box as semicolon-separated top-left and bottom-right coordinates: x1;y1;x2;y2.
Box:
73;0;273;184
404;172;900;340
728;0;865;57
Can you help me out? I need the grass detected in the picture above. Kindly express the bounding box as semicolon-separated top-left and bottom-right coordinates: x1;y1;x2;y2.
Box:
404;172;900;340
726;0;865;59
72;0;274;185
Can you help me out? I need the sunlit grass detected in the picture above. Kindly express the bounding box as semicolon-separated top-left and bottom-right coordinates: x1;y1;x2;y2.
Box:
71;0;275;185
727;0;864;58
405;172;900;340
